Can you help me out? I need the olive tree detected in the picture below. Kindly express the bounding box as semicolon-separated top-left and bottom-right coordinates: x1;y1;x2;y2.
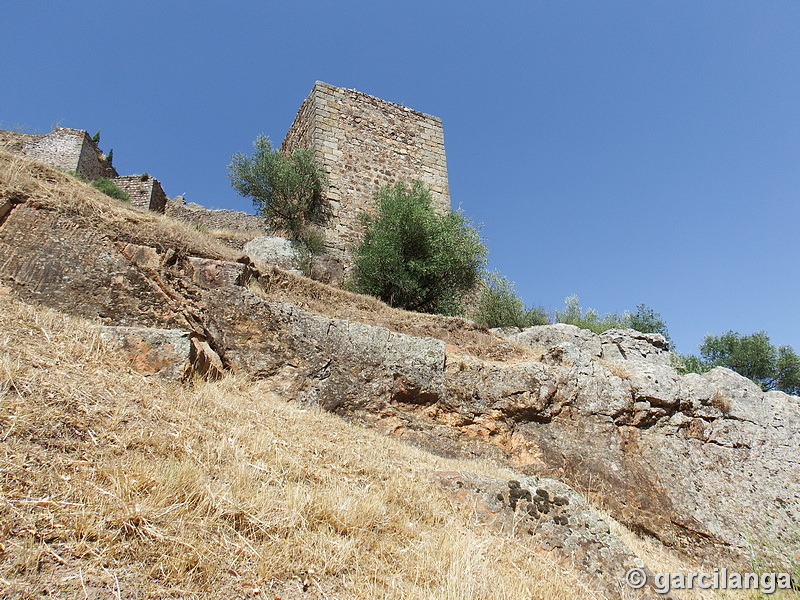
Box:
228;135;329;265
350;181;487;316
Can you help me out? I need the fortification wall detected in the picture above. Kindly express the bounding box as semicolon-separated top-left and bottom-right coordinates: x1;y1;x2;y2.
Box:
165;197;264;233
12;127;116;180
114;175;168;214
281;82;450;271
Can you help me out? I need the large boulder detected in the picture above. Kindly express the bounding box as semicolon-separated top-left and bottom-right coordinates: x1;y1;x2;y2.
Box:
243;235;300;272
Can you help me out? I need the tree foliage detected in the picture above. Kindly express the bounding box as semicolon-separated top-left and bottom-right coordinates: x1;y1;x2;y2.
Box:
628;303;670;339
349;181;487;315
475;271;548;329
693;330;800;394
228;135;329;244
554;296;671;341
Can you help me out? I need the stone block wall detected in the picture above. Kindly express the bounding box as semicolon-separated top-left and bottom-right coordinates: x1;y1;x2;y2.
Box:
114;175;168;214
281;82;451;271
18;127;116;180
165;197;264;232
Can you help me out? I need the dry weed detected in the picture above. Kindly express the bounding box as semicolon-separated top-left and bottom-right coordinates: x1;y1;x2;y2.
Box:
0;150;238;261
0;294;589;599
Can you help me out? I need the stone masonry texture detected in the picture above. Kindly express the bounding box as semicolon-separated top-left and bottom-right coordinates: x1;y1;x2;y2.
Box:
281;82;451;271
15;127;117;181
114;175;168;214
165;197;265;232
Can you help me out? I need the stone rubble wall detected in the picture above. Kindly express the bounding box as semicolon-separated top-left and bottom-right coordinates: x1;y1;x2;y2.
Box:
165;197;264;232
113;175;168;214
281;81;451;272
16;127;117;180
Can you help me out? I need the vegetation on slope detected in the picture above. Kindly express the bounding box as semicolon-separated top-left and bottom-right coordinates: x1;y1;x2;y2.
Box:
1;146;793;599
0;294;595;599
0;150;237;261
349;181;487;316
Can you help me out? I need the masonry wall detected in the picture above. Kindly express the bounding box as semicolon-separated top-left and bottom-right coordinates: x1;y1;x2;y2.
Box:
114;175;168;214
17;127;116;180
281;82;451;271
165;197;264;232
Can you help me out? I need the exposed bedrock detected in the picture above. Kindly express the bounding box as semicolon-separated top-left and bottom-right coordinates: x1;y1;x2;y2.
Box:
1;199;798;575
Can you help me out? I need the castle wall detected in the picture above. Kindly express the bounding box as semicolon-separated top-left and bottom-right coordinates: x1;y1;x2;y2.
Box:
165;197;264;233
114;175;168;214
17;127;116;180
281;82;450;271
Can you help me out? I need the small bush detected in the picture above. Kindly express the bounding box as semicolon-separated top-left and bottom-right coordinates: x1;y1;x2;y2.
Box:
672;353;712;375
292;226;327;277
555;295;627;334
555;296;671;342
475;271;548;329
229;135;329;242
349;181;487;316
91;178;129;202
65;170;89;184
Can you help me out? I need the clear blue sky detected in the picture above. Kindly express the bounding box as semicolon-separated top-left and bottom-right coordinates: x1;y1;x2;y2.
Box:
3;2;799;353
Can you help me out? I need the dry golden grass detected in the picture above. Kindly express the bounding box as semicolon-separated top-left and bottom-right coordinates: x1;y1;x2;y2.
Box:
0;294;598;599
248;269;535;363
0;131;37;153
0;150;238;262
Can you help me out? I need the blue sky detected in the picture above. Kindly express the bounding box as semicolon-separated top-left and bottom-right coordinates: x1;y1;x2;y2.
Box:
3;2;799;353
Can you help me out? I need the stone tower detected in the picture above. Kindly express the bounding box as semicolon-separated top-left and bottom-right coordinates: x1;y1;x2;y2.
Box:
281;82;450;276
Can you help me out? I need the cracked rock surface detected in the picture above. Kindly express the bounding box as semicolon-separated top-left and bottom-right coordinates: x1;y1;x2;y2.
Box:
1;194;798;584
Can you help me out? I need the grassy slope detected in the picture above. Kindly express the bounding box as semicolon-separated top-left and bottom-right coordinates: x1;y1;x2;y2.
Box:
0;149;787;599
0;294;593;599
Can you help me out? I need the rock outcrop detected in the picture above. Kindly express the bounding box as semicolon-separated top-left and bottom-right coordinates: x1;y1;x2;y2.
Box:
243;235;300;272
2;159;799;593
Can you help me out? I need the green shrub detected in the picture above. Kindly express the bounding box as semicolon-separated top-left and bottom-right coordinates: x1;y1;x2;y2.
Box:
349;180;487;316
91;178;129;202
627;303;670;339
475;271;548;329
698;331;800;393
555;296;671;342
291;226;327;277
672;353;713;375
229;135;330;274
229;135;329;241
65;170;89;184
555;295;627;334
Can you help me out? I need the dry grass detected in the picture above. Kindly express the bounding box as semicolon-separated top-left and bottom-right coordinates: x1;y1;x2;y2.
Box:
0;294;595;599
0;150;238;261
249;269;535;363
601;512;798;600
0;131;37;153
597;359;631;380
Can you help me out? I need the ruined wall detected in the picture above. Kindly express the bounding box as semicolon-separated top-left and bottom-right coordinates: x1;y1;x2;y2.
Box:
114;175;168;214
281;82;450;271
18;127;116;180
165;197;264;232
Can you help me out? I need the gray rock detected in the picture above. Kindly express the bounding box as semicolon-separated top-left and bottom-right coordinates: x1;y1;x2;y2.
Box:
243;235;299;271
100;326;191;381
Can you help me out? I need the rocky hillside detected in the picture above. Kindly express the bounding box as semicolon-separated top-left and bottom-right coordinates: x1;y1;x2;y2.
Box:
1;150;798;599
